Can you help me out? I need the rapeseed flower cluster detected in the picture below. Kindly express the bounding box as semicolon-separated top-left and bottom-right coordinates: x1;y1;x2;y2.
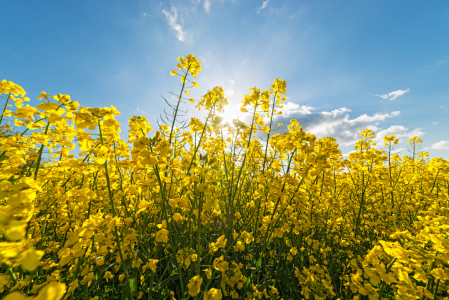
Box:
0;55;448;300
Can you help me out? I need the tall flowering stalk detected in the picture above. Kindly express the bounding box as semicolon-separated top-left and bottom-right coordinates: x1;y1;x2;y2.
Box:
0;57;448;300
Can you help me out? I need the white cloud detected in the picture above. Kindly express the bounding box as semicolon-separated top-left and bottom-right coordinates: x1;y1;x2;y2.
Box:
273;102;402;145
376;88;410;101
281;102;314;115
203;0;211;13
290;14;295;19
257;0;270;14
391;147;406;154
433;122;438;125
431;140;449;150
374;125;425;143
162;7;187;41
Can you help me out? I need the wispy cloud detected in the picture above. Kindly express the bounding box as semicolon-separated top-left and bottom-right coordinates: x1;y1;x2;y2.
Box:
257;0;270;14
376;88;409;101
271;103;402;145
162;7;187;41
373;125;425;143
203;0;211;13
391;147;406;154
280;102;314;115
431;140;449;150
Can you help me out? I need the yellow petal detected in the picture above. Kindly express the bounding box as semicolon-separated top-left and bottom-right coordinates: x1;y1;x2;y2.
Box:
170;70;178;76
5;222;27;240
4;292;27;300
35;282;66;300
59;255;73;267
21;248;44;271
14;120;25;127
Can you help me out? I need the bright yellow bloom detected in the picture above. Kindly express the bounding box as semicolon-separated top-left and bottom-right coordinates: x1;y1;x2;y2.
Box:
80;272;95;285
212;256;229;273
172;213;183;222
203;288;222;300
187;275;203;297
155;229;169;243
290;247;298;256
142;259;159;273
37;91;51;100
96;256;105;266
104;271;113;282
204;268;213;279
4;292;27;300
0;55;446;300
34;282;66;300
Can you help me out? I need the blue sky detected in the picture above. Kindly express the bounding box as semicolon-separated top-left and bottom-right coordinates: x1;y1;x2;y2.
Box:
2;0;449;158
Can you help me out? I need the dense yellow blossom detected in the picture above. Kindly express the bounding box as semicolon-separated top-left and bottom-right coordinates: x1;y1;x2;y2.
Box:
188;275;203;297
0;54;448;299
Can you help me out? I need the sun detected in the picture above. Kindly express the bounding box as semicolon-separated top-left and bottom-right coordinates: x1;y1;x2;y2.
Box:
218;105;239;126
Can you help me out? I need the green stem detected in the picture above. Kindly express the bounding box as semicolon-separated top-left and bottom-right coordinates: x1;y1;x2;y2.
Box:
424;251;439;300
0;93;11;126
262;91;278;171
378;258;397;300
169;66;190;144
98;120;134;300
196;183;203;276
34;121;51;180
186;105;215;176
5;264;18;285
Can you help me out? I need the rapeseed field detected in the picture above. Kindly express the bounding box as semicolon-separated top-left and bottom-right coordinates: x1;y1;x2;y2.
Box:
0;54;448;300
